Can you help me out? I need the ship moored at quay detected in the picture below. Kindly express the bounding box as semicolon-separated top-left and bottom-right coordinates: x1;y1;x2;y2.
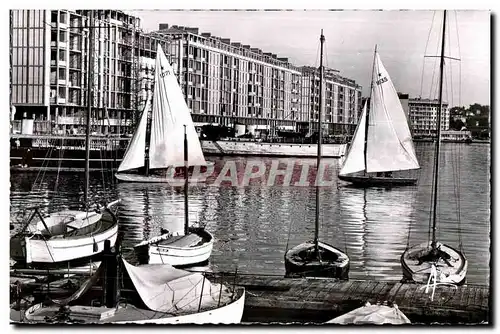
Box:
9;132;348;171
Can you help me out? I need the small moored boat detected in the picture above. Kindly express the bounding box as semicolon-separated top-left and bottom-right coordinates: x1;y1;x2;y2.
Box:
23;247;245;324
10;201;120;267
284;30;350;280
134;226;214;267
338;47;420;187
326;302;411;324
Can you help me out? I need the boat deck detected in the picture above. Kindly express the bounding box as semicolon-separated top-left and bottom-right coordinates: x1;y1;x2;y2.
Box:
157;234;204;248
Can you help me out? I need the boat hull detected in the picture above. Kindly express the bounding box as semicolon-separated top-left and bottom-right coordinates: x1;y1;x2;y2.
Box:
135;228;214;267
115;173;209;184
400;241;468;285
10;209;119;267
325;302;411;324
338;174;418;187
201;140;347;158
284;241;349;280
23;287;245;324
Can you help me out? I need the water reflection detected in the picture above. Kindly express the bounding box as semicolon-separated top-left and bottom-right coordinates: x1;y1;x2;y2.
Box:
337;185;417;281
9;144;490;285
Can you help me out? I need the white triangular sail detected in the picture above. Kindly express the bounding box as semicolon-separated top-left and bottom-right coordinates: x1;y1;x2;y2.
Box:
366;52;420;173
339;101;367;176
117;98;150;172
149;45;207;169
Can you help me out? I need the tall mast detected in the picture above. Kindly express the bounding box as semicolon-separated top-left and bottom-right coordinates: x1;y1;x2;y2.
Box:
364;44;377;174
314;30;325;255
183;125;189;235
432;10;447;249
84;10;94;208
144;89;151;177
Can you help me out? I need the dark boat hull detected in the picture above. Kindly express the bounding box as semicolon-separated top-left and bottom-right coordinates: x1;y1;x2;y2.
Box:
338;174;418;187
284;241;349;280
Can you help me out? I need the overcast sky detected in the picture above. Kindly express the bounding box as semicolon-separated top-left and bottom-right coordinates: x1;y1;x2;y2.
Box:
128;10;490;107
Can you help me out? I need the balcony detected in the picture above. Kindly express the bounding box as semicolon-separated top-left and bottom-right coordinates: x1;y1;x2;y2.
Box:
69;81;80;88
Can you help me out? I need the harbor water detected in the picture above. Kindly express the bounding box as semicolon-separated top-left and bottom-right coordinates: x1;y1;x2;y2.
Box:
9;142;491;286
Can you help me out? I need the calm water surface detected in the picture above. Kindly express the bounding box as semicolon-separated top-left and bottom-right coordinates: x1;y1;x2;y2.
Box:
9;143;491;286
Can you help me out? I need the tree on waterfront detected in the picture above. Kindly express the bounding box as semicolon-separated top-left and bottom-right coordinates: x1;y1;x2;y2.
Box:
449;103;490;138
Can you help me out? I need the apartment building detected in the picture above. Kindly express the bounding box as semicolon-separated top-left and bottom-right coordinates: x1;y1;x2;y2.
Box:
408;98;450;137
301;66;362;135
10;10;363;137
11;10;154;136
153;24;305;135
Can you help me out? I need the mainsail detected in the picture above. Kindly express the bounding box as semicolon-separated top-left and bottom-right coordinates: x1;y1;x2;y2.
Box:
340;51;419;176
366;52;419;173
149;44;207;169
117;98;150;172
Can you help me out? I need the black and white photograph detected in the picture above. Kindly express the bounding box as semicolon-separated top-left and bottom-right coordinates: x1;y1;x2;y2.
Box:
7;4;491;326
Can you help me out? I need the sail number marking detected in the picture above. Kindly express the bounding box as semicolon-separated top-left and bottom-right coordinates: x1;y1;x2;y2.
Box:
376;77;388;85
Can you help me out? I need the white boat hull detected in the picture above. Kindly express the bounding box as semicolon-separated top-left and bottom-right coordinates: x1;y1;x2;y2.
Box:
115;173;209;184
148;241;213;266
23;288;245;325
22;224;118;264
135;229;214;267
116;288;245;324
201;140;347;158
11;205;120;265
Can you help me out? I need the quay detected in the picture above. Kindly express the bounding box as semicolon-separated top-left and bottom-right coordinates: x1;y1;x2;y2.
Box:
11;268;489;324
205;273;489;324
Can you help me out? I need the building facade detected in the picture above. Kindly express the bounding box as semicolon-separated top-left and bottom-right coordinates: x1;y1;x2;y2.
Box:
408;98;450;137
153;25;305;135
301;66;362;135
10;10;363;138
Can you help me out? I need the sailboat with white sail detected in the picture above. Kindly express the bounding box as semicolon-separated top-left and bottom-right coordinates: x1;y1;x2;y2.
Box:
115;44;211;183
10;11;119;267
400;10;468;285
338;48;420;187
284;30;350;280
133;122;214;267
23;242;244;324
